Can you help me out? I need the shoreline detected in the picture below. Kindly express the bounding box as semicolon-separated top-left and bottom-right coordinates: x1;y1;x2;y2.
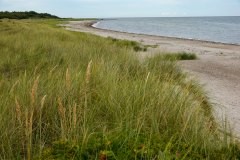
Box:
65;20;240;55
90;20;240;46
64;20;240;138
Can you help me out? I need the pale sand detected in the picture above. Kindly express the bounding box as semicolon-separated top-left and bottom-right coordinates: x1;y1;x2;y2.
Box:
63;20;240;137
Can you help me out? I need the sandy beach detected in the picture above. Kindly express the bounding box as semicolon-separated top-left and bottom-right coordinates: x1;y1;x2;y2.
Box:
64;20;240;137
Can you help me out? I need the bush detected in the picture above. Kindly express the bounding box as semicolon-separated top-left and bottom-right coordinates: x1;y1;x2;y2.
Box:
0;11;59;19
178;52;197;60
160;52;197;61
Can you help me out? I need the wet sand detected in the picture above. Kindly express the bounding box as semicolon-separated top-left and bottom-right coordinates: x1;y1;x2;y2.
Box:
63;20;240;137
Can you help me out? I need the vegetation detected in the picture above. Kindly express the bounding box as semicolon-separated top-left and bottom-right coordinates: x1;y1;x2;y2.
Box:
161;52;197;61
0;19;239;159
0;11;59;19
107;37;148;52
176;52;197;60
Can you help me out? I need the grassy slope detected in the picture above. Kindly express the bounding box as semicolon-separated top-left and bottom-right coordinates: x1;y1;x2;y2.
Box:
0;19;239;159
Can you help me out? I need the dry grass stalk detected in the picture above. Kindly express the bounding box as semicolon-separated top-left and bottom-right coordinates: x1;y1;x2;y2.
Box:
40;95;47;110
10;80;19;94
57;97;66;139
49;65;58;76
24;109;34;160
28;109;34;137
73;103;77;129
85;60;92;85
57;97;66;120
28;109;34;160
24;111;29;160
24;111;28;139
66;68;71;90
15;97;21;122
31;76;40;106
144;72;150;87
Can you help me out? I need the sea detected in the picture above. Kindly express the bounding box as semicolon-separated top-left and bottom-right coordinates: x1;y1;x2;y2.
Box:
93;17;240;45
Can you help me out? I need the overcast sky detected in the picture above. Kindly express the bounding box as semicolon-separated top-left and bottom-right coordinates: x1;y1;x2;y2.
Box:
0;0;240;18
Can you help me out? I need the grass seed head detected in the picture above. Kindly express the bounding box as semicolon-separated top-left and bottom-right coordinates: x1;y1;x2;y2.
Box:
31;76;40;106
40;95;47;110
15;97;22;122
85;60;92;85
66;68;71;90
57;97;66;121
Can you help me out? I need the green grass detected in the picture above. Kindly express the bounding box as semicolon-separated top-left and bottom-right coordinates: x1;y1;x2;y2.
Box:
161;52;197;61
107;37;148;52
0;19;239;159
177;52;197;60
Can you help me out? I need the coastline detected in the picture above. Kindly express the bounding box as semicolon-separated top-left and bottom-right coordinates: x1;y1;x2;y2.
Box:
63;20;240;138
64;21;240;55
91;20;240;46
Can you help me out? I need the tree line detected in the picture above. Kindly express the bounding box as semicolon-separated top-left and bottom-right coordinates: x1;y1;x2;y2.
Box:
0;11;59;19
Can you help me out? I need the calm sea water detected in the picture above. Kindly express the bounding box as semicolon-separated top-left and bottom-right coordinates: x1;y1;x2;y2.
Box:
94;17;240;44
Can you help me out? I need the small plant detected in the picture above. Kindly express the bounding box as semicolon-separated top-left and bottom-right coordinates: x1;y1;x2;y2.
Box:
160;52;197;61
177;52;197;60
41;140;80;159
144;44;158;48
107;37;148;52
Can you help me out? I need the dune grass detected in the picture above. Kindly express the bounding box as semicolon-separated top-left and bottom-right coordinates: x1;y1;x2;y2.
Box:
0;19;239;159
107;37;148;52
160;52;197;61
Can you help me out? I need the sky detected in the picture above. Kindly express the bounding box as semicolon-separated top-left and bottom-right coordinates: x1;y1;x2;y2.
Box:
0;0;240;18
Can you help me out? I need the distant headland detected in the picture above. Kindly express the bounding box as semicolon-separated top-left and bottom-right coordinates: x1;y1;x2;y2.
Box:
0;11;59;19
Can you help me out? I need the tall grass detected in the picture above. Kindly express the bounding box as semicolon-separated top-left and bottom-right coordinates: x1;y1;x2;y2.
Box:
0;19;239;159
